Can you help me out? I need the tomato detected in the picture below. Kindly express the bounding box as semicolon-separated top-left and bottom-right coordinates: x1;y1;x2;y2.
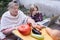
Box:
18;24;31;36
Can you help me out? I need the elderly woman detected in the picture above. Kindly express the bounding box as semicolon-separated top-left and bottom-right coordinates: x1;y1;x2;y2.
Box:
0;1;43;40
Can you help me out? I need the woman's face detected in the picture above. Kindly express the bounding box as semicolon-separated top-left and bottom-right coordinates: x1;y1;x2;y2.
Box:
10;5;19;16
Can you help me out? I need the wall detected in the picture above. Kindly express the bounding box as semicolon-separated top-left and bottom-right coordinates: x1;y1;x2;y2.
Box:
19;0;60;17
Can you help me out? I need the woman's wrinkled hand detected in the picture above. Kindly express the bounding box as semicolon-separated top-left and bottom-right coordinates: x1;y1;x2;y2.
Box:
1;27;17;35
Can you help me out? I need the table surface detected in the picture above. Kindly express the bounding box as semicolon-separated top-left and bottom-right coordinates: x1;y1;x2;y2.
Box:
12;28;53;40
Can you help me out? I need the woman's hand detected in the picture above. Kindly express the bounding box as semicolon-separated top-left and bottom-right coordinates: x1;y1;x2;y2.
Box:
46;27;60;40
1;27;16;35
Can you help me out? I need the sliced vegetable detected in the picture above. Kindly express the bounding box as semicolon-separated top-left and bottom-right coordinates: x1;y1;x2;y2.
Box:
32;28;42;35
31;33;44;40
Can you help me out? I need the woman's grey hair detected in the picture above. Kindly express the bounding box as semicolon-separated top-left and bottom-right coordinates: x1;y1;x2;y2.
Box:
7;1;19;10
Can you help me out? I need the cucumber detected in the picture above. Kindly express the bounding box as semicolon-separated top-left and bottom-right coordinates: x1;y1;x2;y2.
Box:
31;34;44;40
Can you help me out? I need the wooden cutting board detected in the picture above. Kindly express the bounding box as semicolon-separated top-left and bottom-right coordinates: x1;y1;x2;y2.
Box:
12;28;53;40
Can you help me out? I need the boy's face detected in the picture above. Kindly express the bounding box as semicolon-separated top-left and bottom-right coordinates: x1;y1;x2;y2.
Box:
34;7;37;11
